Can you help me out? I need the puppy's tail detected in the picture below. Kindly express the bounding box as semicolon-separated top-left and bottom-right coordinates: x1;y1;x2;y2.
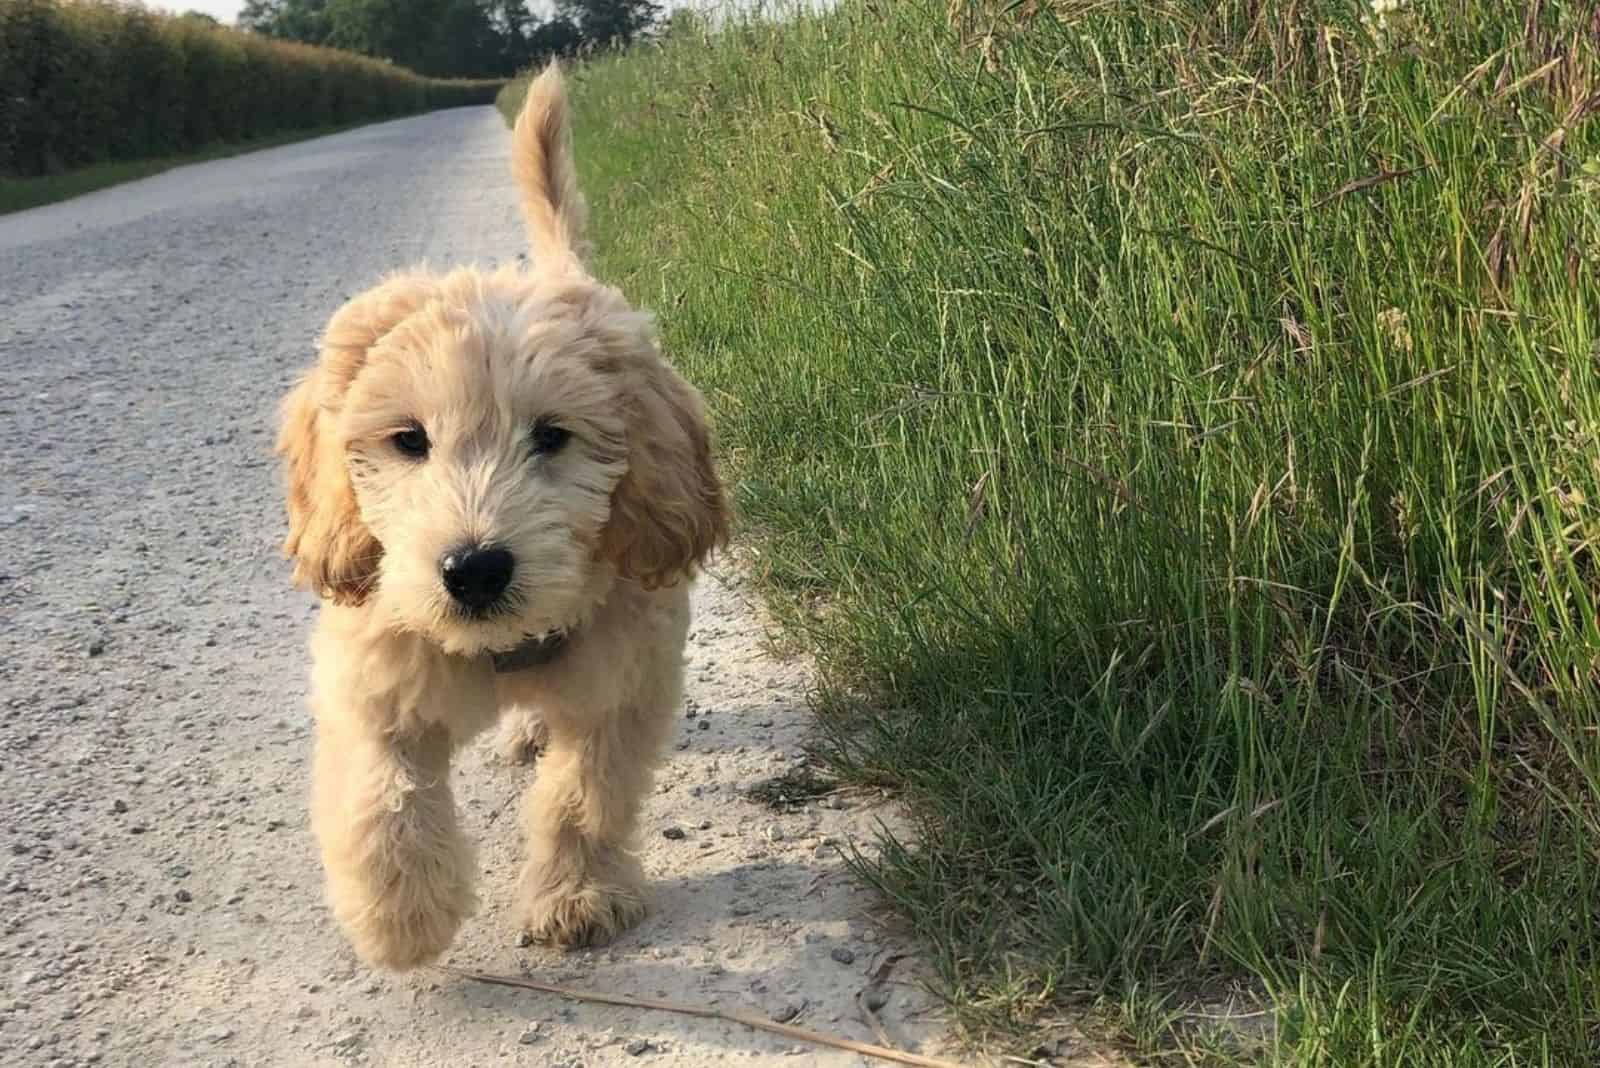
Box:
511;62;589;269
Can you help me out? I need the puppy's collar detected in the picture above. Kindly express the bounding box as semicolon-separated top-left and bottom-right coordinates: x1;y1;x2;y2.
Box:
490;630;569;673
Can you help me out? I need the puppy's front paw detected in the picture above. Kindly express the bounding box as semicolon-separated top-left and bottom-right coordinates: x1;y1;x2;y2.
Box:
519;854;646;949
329;864;473;971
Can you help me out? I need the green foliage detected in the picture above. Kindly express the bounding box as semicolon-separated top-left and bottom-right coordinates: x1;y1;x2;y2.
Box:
507;1;1600;1062
0;118;364;214
0;0;500;179
557;0;658;51
241;0;592;78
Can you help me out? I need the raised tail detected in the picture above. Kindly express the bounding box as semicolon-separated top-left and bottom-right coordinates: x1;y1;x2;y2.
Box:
510;62;590;269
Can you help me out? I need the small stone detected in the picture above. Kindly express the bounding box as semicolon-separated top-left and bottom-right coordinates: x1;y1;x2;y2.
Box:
830;946;855;965
87;639;106;657
624;1038;652;1055
331;1030;363;1052
174;889;192;903
697;820;712;831
697;720;709;731
661;827;686;841
518;1023;542;1045
167;864;190;879
772;1002;802;1023
516;931;534;948
206;1025;233;1043
111;800;127;814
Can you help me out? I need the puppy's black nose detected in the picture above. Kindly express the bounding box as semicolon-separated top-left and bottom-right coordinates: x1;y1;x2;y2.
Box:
440;544;514;612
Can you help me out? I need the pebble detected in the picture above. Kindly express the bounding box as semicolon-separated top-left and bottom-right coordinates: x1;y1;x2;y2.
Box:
661;827;686;841
206;1025;233;1043
174;889;192;903
830;947;856;965
517;1023;542;1045
624;1038;653;1055
772;1002;802;1023
331;1031;364;1053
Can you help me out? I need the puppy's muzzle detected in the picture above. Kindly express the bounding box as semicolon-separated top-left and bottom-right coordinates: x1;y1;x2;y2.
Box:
440;543;515;615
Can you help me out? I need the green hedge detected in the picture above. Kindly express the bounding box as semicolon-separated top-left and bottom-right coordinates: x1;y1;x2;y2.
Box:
0;0;502;177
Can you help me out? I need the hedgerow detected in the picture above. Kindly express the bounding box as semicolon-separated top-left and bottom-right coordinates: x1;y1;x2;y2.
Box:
0;0;500;177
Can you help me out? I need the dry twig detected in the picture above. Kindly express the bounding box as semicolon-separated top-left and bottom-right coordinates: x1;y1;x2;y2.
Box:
437;964;969;1068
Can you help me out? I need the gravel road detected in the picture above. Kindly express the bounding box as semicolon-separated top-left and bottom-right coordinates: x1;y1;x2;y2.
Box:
0;107;953;1068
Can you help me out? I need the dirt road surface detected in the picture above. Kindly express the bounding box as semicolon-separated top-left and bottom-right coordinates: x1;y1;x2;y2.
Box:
0;108;957;1068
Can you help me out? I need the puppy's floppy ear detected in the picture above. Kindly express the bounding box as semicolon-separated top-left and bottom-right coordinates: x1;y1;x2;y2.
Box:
277;274;433;604
600;356;730;589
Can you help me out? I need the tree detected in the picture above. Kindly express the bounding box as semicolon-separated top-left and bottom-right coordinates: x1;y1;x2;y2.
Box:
556;0;660;51
236;0;643;78
238;0;333;44
523;13;583;62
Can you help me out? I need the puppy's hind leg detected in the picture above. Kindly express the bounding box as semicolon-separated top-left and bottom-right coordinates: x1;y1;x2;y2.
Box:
492;703;549;767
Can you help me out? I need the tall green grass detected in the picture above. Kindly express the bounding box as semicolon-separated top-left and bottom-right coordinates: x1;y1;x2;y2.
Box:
0;0;500;179
507;3;1600;1062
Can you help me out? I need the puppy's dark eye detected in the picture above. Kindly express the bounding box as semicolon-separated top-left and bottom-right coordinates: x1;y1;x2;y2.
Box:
392;425;430;459
530;419;571;456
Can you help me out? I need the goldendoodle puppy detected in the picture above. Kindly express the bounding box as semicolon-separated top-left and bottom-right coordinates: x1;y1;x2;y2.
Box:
275;64;727;970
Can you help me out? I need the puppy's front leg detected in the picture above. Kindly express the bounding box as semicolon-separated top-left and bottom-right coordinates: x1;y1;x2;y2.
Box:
518;700;673;947
309;625;488;970
312;722;471;968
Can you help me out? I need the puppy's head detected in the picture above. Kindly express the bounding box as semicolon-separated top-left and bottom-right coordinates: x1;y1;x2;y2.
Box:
277;64;727;656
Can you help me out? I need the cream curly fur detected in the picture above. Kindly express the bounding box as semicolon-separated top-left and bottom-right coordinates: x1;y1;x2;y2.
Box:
275;64;728;970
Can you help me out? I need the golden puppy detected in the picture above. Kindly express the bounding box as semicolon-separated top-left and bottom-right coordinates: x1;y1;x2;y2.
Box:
275;64;727;970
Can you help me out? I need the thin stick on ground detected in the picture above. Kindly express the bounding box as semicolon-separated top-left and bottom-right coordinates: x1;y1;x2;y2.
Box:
436;964;970;1068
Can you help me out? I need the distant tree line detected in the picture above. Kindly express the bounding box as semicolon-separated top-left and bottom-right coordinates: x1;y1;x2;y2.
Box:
237;0;663;78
